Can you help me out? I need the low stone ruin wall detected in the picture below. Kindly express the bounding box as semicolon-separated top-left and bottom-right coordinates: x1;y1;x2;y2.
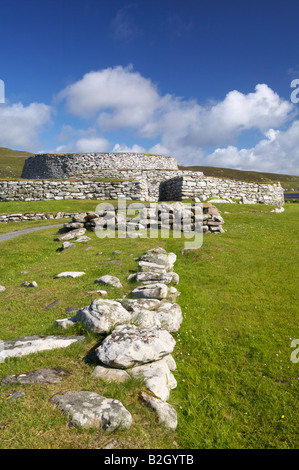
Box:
69;169;202;201
0;212;77;223
160;175;284;206
55;202;224;237
0;179;148;202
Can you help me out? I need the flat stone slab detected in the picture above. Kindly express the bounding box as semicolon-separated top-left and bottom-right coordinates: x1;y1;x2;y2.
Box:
0;335;84;361
145;247;167;255
63;222;85;230
7;390;26;400
93;365;130;383
140;392;177;430
62;242;75;250
94;275;122;288
130;358;177;401
96;324;176;369
54;272;86;279
50;391;132;432
138;261;168;273
54;228;86;242
75;236;92;242
131;283;168;300
139;252;176;272
1;367;70;385
43;300;60;310
116;298;161;312
135;271;179;285
86;290;108;296
55;317;77;329
71;299;132;334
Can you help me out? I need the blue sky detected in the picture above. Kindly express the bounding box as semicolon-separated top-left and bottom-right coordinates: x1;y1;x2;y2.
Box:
1;0;299;174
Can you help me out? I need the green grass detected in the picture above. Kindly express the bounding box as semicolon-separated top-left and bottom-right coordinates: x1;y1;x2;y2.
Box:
0;199;123;215
0;199;277;217
0;203;298;449
0;147;32;179
0;218;67;235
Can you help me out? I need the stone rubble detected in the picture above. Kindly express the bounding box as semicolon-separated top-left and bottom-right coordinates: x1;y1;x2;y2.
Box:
53;245;182;429
1;243;182;432
54;271;86;279
1;368;70;385
130;358;177;401
50;391;132;432
0;335;85;361
140;392;178;430
55;202;225;236
68;299;132;334
94;275;123;288
93;365;130;383
96;324;176;369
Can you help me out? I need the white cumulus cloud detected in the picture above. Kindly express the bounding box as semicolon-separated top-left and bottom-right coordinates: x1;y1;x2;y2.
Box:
57;65;159;129
75;136;110;152
206;120;299;175
55;66;298;174
0;102;51;149
112;143;146;153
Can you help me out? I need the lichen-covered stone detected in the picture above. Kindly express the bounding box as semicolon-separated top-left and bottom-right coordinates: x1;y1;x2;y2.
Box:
50;391;132;432
72;299;131;334
96;324;176;369
140;392;177;430
130;358;177;401
0;335;84;361
1;368;70;385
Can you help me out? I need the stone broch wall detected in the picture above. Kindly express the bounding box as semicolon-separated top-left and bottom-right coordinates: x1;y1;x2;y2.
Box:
21;152;178;179
0;152;285;205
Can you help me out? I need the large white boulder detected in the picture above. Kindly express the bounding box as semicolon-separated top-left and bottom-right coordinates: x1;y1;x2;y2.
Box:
131;283;168;300
72;299;132;334
96;324;176;369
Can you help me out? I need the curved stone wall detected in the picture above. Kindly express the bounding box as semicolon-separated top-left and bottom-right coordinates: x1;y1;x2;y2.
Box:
21;153;178;179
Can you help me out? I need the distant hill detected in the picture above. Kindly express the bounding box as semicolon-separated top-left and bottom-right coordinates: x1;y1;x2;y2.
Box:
0;147;33;178
178;165;299;190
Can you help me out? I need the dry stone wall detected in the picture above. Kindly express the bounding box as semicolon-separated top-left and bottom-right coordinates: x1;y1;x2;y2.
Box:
21;152;178;179
0;179;148;202
160;175;284;206
69;169;201;201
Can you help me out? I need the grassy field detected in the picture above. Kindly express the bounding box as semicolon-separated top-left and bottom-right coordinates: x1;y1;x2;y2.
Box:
0;202;298;449
0;199;121;216
0;198;278;217
0;147;32;179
